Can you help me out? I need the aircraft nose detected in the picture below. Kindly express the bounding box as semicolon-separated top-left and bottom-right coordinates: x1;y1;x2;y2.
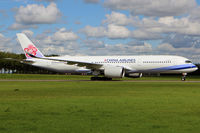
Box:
192;64;198;71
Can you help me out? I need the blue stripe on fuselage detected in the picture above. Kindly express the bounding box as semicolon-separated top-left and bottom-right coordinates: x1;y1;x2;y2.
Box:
152;64;197;71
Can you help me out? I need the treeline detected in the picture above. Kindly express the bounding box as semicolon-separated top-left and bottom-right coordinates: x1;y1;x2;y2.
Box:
0;51;56;74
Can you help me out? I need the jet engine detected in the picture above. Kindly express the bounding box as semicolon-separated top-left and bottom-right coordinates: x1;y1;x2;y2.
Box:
125;73;142;78
104;66;125;78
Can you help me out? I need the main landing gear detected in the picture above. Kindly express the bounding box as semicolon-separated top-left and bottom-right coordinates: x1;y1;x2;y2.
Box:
91;70;112;81
181;73;187;81
91;77;112;81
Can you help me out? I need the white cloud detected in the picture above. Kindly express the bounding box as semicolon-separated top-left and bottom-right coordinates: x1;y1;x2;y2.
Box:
189;7;200;22
39;28;79;46
80;25;106;38
159;17;200;35
83;0;100;4
103;11;133;26
10;3;61;30
132;30;162;40
107;24;131;39
80;12;134;39
162;34;200;48
78;10;200;44
41;41;79;55
101;42;152;55
80;24;131;39
51;28;78;41
8;23;38;30
34;0;59;2
83;39;105;49
157;43;200;54
130;42;152;52
0;33;19;53
131;16;200;40
81;40;153;55
15;3;61;24
22;30;34;37
28;28;80;55
104;0;197;17
0;34;11;45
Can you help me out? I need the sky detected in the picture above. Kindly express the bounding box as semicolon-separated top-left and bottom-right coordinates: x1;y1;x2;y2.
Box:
1;0;200;63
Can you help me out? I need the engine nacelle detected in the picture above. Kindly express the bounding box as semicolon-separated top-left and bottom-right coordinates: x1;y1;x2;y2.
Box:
104;66;125;78
125;73;142;78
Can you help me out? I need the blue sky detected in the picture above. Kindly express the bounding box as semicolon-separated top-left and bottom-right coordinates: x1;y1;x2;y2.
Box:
1;0;200;63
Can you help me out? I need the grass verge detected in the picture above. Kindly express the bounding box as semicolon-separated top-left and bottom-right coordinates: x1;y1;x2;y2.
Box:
0;81;200;133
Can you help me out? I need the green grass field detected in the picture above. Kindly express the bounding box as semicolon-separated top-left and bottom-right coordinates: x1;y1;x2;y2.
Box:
0;74;200;133
0;74;200;81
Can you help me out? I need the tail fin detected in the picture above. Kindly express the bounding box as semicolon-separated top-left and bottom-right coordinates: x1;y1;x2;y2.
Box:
16;33;44;59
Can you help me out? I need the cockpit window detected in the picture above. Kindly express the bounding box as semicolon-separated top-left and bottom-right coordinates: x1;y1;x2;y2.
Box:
185;60;192;63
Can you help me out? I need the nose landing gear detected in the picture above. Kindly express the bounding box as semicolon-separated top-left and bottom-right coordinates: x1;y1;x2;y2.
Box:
181;73;187;81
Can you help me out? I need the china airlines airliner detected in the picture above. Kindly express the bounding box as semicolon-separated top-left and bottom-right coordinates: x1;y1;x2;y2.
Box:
17;33;198;81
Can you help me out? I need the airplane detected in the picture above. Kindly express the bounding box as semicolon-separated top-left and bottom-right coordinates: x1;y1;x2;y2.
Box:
17;33;198;81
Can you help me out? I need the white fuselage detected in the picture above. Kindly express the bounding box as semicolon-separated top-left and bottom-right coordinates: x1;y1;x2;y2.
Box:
28;55;198;74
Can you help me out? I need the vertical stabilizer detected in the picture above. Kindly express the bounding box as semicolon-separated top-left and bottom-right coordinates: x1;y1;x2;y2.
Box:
16;33;44;59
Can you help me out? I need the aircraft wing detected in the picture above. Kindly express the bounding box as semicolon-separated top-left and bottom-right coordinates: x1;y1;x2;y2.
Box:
26;52;103;70
65;60;102;69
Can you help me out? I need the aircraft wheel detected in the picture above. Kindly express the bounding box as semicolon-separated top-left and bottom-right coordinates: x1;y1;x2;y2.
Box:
181;77;186;81
181;73;187;81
